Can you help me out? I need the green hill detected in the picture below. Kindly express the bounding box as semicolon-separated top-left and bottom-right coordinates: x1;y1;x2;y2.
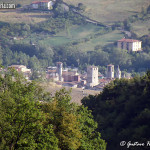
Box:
64;0;150;24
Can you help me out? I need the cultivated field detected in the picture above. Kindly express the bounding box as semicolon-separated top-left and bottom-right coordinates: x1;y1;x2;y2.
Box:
41;82;100;105
0;10;51;24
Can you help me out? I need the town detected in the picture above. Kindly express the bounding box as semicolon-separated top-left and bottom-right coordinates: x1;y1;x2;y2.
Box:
5;37;142;91
0;0;150;150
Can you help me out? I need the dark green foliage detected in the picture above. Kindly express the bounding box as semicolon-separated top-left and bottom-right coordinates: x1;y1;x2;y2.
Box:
77;106;106;150
0;69;59;150
82;72;150;150
78;3;86;12
140;35;150;53
0;70;106;150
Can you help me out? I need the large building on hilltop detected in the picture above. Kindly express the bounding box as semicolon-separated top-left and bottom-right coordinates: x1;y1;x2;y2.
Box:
87;66;99;87
117;38;142;52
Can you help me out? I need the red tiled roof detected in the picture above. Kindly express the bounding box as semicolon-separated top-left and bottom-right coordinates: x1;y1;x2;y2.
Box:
118;39;141;42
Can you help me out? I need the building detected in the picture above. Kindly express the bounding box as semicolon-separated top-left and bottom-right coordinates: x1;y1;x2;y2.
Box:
115;66;121;79
46;64;80;83
46;66;58;81
8;65;31;79
62;70;80;82
117;38;142;52
87;66;99;87
107;64;114;79
56;62;63;82
31;0;54;10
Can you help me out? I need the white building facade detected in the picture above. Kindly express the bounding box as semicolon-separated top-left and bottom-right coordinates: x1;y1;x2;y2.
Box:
117;39;142;52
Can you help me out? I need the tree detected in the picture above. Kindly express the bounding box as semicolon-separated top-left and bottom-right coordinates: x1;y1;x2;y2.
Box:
0;70;106;150
0;69;58;150
82;72;150;150
77;106;107;150
78;3;86;11
41;89;82;150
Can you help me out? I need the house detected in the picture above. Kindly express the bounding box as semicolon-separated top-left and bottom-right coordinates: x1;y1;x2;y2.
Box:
117;38;142;52
46;66;59;81
62;70;80;82
8;65;31;79
31;0;54;10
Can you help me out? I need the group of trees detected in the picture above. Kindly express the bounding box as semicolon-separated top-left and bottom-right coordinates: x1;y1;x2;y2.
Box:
53;43;150;75
0;22;31;37
82;71;150;150
0;69;106;150
1;40;150;76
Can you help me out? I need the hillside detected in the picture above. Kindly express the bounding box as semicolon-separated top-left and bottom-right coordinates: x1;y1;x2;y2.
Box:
0;0;150;75
64;0;150;24
0;0;149;24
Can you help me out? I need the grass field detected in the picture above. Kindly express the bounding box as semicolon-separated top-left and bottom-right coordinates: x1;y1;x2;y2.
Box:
76;30;124;51
132;18;150;37
64;0;150;24
0;10;52;24
21;24;124;51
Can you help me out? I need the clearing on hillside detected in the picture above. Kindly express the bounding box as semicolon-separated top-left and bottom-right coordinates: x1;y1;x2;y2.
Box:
64;0;150;24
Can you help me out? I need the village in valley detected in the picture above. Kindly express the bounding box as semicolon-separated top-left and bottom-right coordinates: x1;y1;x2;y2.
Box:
6;37;143;91
0;0;145;92
1;0;150;149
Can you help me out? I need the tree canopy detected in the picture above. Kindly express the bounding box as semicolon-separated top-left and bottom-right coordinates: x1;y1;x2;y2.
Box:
0;69;106;150
82;71;150;150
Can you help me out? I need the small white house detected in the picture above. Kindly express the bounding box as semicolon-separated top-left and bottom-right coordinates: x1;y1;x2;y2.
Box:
31;0;54;10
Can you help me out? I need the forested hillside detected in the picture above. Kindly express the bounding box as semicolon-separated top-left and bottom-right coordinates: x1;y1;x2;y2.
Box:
82;71;150;150
0;0;150;76
0;69;106;150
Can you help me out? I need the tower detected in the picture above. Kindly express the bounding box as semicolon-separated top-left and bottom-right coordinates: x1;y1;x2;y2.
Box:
115;66;121;79
107;64;114;79
56;62;63;81
87;66;99;87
